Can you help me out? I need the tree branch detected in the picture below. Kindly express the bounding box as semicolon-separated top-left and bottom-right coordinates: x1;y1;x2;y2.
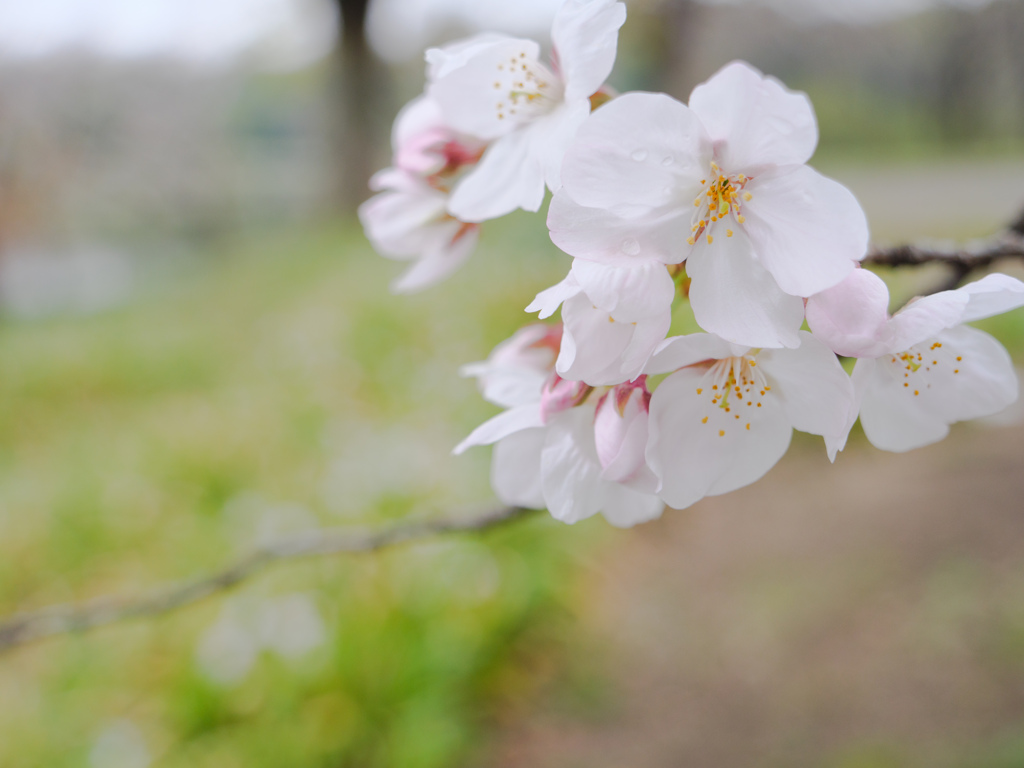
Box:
0;505;534;655
862;207;1024;282
862;237;1024;271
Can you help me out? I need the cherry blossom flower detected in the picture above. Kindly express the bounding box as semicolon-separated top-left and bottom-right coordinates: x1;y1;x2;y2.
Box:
359;96;484;293
525;259;673;385
454;324;663;527
427;0;626;222
644;331;855;510
807;269;1024;452
547;61;868;348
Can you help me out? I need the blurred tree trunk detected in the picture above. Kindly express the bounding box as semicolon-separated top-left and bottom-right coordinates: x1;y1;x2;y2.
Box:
934;9;988;144
328;0;390;215
651;0;700;101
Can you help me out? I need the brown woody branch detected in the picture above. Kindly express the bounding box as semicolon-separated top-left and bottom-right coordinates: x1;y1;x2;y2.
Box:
862;208;1024;292
0;506;533;655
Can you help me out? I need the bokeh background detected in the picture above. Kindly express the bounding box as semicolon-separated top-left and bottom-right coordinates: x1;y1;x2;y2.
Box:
1;0;1023;766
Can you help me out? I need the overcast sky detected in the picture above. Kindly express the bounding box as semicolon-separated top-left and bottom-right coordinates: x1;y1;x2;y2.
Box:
0;0;998;67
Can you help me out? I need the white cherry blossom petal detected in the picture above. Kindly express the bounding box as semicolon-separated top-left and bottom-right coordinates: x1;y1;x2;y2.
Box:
541;407;606;524
956;273;1024;322
428;37;543;139
594;385;653;485
756;331;855;446
447;128;546;221
558;292;670;384
887;290;969;352
358;183;448;257
805;268;893;357
688;60;818;172
685;227;804;348
551;0;626;103
559;92;707;210
742;165;867;297
491;427;546;508
857;325;1018;452
391;221;479;293
647;364;791;509
570;258;675;319
460;324;558;408
855;358;950;452
599;484;664;528
453;404;544;454
644;333;737;375
529;100;591;192
547;194;687;266
426;33;510;81
526;272;583;319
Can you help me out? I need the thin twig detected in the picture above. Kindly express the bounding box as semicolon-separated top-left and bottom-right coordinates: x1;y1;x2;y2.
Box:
862;206;1024;290
0;505;533;655
860;206;1024;293
862;237;1024;272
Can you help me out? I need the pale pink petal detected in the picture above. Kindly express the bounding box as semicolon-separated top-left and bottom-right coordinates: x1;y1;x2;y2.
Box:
855;358;950;452
527;100;590;192
453;404;544;454
559;92;707;210
551;0;626;103
957;273;1024;322
369;167;416;193
647;365;791;508
492;428;546;508
547;193;688;266
644;333;736;376
887;290;969;352
427;37;542;139
688;60;818;171
594;386;650;483
358;184;448;257
540;407;605;524
805;268;893;358
558;292;670;385
447;129;546;221
426;33;511;81
391;222;479;293
756;331;855;442
685;227;804;348
461;324;556;408
392;95;444;153
857;325;1018;452
924;326;1018;422
570;258;675;319
526;272;583;319
599;484;664;528
742;165;867;297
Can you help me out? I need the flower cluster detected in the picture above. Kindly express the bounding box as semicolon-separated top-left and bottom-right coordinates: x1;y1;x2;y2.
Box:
362;0;1024;526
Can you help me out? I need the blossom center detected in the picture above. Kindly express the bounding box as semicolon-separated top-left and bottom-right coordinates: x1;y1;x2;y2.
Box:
687;162;753;246
493;52;561;126
886;340;962;397
694;355;770;436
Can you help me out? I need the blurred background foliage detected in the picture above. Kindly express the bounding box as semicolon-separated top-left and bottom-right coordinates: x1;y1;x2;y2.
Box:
0;0;1023;766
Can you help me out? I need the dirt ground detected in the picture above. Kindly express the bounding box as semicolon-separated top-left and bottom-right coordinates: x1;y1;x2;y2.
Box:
485;421;1024;767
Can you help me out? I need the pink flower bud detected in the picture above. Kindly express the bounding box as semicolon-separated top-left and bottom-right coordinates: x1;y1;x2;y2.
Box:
593;376;651;483
540;374;592;423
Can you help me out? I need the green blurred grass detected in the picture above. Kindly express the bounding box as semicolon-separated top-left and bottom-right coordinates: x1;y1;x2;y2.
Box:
0;216;601;767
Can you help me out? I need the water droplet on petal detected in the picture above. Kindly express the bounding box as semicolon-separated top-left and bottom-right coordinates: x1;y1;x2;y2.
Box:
621;238;640;256
661;156;673;166
630;149;648;162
